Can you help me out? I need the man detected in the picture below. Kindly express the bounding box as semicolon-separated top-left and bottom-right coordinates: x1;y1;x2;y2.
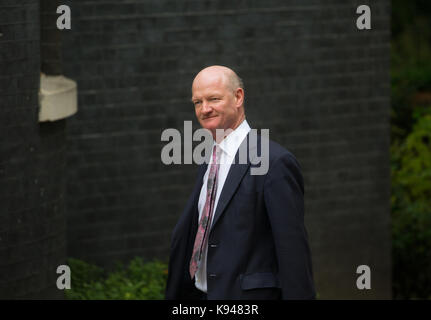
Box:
165;65;315;300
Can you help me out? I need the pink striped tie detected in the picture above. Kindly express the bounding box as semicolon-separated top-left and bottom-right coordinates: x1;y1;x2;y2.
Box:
189;145;220;279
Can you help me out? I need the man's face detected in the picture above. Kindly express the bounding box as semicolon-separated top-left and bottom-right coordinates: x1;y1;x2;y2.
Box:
191;70;243;135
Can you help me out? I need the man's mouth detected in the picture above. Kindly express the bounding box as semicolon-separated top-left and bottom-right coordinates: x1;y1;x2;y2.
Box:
202;115;217;120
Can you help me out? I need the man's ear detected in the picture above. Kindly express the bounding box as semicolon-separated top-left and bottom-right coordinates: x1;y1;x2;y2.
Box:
235;88;244;108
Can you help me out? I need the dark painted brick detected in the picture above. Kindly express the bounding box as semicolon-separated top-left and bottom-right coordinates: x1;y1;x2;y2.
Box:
1;0;392;299
59;0;391;299
0;1;66;299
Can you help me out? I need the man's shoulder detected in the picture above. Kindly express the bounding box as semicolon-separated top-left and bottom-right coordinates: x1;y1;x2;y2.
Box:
265;137;299;165
265;138;304;190
268;138;289;157
248;133;302;176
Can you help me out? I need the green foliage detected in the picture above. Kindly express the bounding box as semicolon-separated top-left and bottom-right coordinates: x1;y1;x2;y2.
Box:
65;257;168;300
391;0;431;142
391;65;431;140
391;114;431;299
392;0;431;39
390;1;431;299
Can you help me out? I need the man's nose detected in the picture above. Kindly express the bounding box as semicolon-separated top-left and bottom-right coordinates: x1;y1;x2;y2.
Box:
201;101;212;113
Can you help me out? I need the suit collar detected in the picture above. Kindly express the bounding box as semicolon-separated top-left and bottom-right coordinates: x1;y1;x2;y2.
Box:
217;119;251;158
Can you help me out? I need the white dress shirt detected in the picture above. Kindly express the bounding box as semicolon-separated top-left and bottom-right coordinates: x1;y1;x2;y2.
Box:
194;119;251;292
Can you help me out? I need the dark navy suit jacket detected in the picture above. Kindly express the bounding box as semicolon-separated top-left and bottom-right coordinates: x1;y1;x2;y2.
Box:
165;134;316;300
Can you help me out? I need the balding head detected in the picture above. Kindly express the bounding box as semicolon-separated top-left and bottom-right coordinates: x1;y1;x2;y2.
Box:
193;65;244;96
191;65;245;140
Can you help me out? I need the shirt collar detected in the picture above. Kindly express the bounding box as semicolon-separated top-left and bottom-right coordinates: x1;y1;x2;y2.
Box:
215;119;251;158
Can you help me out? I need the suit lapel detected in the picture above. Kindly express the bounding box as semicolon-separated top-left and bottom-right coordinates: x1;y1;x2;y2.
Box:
211;133;258;229
173;132;259;241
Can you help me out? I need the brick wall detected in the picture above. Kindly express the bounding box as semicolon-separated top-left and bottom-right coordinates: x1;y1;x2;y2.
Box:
41;0;63;75
61;0;391;299
0;1;66;298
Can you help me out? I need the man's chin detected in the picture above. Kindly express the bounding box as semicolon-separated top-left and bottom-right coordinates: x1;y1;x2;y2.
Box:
200;118;220;131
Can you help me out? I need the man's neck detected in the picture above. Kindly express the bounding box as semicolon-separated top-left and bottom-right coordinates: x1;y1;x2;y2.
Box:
213;115;245;144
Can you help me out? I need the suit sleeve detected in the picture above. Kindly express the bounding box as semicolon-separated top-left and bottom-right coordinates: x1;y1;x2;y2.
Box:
263;152;316;299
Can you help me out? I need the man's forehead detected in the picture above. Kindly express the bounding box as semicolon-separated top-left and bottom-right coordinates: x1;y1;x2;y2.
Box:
193;70;228;89
191;86;225;100
192;78;229;100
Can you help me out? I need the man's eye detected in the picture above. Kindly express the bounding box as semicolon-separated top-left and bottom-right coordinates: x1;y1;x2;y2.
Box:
194;101;201;105
210;98;219;101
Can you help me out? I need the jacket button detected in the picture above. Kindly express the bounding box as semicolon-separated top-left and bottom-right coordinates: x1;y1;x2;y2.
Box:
209;274;217;279
209;243;218;248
